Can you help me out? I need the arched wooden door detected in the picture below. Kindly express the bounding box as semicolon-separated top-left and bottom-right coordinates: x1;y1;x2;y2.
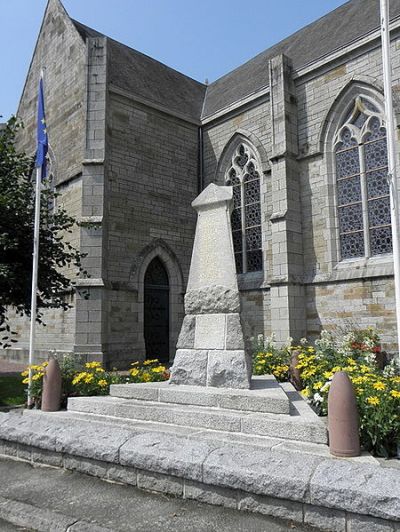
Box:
144;257;170;363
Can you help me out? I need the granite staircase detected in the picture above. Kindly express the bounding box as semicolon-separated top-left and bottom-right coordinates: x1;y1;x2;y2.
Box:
67;376;328;446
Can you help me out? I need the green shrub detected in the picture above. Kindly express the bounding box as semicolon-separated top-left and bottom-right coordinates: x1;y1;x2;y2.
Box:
252;335;290;382
252;328;400;458
22;357;170;405
129;359;170;383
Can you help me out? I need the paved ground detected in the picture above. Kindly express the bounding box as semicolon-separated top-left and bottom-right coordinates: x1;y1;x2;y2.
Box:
0;457;318;532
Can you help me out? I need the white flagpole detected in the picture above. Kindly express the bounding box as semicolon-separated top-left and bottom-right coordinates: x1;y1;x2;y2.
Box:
28;165;42;407
380;0;400;364
28;68;45;407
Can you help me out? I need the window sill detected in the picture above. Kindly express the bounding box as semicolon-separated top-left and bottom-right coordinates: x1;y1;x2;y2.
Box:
334;254;393;270
309;255;394;284
237;271;265;291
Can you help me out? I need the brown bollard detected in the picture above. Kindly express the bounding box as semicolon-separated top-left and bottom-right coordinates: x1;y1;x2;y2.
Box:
41;358;62;412
328;371;360;457
289;350;303;391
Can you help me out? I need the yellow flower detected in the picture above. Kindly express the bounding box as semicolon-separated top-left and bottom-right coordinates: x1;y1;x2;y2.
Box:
360;365;370;374
143;359;158;366
367;396;380;406
98;379;108;387
323;371;334;380
391;376;400;384
130;368;139;377
22;378;29;384
21;370;29;377
142;373;151;382
352;376;368;385
72;372;87;385
95;367;105;373
265;352;273;358
313;382;324;391
390;390;400;398
332;366;342;373
346;358;356;366
32;373;43;381
151;366;166;373
85;361;102;369
372;382;385;391
84;374;94;384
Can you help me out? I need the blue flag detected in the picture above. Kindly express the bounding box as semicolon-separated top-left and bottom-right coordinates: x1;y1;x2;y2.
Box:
35;76;48;178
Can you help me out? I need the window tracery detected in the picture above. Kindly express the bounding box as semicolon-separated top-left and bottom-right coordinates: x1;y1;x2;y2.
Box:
334;96;392;259
225;143;262;273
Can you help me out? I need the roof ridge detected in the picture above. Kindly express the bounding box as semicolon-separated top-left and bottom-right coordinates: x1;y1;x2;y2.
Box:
71;19;206;89
207;0;355;89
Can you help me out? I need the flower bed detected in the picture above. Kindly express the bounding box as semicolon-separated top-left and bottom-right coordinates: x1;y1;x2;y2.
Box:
253;329;400;458
21;357;170;408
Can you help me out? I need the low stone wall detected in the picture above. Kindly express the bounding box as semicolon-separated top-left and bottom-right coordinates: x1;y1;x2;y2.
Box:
0;412;399;532
2;441;395;532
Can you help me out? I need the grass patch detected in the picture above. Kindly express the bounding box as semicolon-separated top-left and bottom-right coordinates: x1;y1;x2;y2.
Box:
0;375;25;407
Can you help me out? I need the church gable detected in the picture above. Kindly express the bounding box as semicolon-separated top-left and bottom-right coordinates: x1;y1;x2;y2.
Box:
17;0;87;183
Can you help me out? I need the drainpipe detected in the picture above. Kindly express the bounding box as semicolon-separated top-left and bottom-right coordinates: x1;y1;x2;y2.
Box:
198;125;204;194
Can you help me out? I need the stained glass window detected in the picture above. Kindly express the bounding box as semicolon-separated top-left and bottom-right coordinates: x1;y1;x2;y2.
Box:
225;144;263;273
334;97;392;259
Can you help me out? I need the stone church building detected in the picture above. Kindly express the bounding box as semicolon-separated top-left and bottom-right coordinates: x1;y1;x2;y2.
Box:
6;0;400;367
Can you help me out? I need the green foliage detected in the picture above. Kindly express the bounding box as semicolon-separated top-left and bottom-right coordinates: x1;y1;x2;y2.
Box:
0;375;26;407
21;358;170;405
0;117;87;347
129;359;170;383
253;328;400;458
252;335;290;382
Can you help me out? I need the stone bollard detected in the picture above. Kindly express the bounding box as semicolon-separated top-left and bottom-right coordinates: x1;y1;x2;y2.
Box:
328;371;360;457
289;350;303;391
41;358;62;412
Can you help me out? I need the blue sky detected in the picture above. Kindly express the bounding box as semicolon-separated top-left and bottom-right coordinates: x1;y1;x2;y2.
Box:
1;0;347;120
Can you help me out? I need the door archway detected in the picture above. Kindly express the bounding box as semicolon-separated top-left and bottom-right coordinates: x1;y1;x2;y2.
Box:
144;257;170;363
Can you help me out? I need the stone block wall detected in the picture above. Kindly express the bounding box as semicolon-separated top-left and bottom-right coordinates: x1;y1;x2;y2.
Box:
306;277;396;351
203;34;400;350
103;91;199;366
295;33;400;349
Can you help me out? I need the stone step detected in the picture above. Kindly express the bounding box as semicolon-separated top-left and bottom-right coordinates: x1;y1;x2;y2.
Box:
67;391;328;445
109;375;290;415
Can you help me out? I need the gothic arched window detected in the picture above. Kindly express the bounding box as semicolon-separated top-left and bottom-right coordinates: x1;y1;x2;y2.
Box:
225;143;262;273
334;96;392;259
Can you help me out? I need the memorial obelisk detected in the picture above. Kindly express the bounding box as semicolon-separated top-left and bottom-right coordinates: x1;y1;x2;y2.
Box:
169;183;251;389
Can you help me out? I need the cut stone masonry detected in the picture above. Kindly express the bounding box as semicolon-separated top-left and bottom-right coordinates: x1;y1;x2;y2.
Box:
170;183;251;389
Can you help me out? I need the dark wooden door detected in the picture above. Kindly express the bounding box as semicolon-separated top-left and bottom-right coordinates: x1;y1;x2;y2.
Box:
144;258;169;363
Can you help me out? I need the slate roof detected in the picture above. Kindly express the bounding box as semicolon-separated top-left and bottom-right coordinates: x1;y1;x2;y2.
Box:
202;0;400;118
72;20;206;122
72;0;400;123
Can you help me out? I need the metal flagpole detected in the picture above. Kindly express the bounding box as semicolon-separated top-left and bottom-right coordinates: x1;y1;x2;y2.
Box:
380;0;400;364
28;165;42;407
28;69;47;407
